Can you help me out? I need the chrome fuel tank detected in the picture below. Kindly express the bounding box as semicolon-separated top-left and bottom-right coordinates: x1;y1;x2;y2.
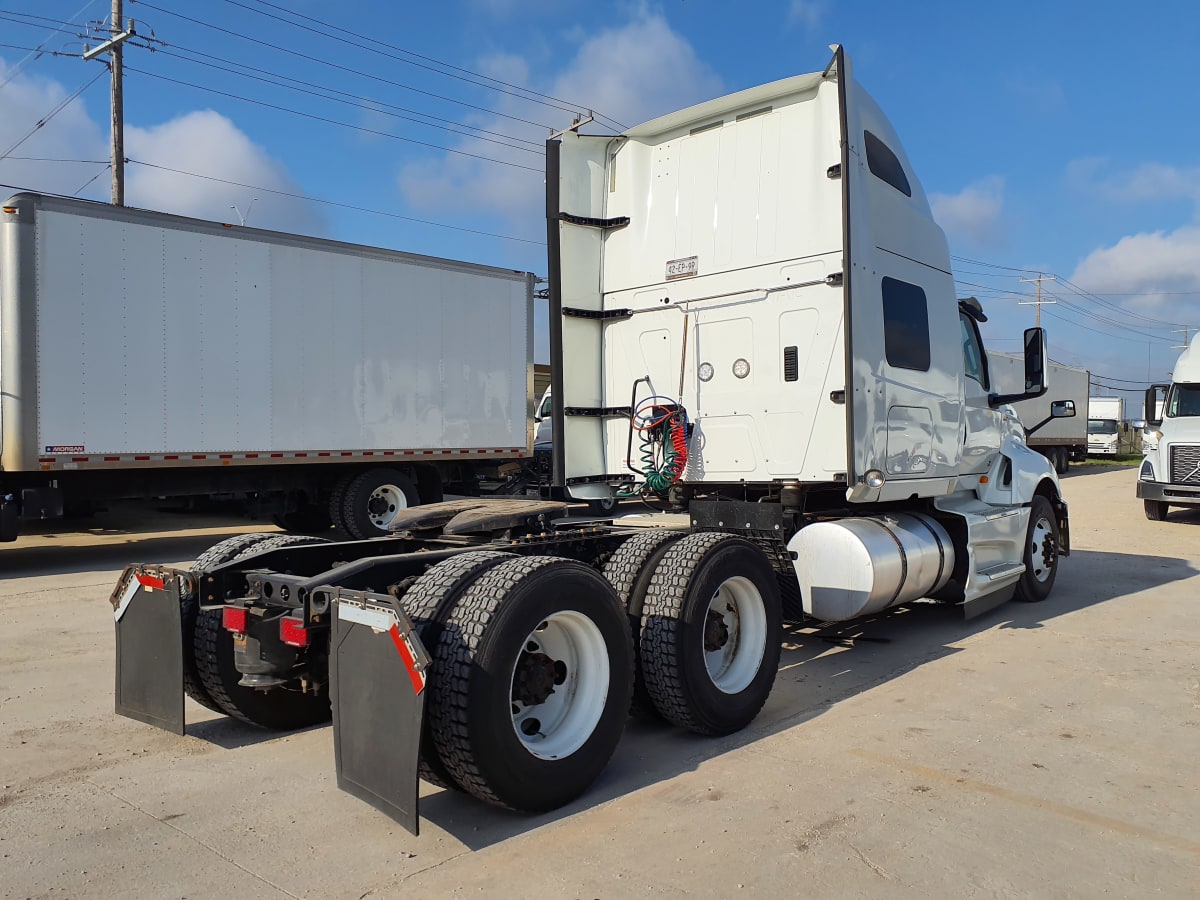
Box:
788;513;954;621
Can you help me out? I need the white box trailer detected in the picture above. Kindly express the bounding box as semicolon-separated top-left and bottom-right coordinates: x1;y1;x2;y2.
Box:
987;351;1088;472
0;192;535;541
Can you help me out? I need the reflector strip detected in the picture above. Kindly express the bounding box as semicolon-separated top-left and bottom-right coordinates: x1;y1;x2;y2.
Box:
135;572;166;591
389;624;427;695
113;577;140;622
337;603;394;632
35;448;528;466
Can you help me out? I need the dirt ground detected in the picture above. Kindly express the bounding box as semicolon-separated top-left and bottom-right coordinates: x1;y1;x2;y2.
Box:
1;469;1197;898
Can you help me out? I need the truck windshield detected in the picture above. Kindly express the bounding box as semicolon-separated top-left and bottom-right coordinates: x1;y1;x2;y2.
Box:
1087;419;1118;434
1166;384;1200;417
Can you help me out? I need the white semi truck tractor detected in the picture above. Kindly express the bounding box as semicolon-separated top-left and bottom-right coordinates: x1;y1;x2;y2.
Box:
1138;335;1200;520
108;47;1072;835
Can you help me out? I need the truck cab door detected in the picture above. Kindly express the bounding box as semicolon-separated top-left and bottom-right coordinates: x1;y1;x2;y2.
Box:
959;310;1001;475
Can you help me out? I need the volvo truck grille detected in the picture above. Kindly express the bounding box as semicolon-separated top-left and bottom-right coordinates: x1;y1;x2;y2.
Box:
1169;444;1200;484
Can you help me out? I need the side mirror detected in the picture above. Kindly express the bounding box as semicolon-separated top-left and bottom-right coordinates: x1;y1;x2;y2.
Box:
1145;384;1168;427
1050;399;1075;418
1131;419;1147;430
1023;327;1048;394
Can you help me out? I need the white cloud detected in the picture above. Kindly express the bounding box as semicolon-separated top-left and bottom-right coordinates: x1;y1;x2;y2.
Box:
396;10;724;238
930;176;1006;247
1068;158;1200;209
787;0;824;30
0;59;108;198
0;59;323;234
1069;226;1200;324
125;110;323;233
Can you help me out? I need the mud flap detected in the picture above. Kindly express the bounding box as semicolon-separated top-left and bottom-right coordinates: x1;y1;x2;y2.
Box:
328;588;430;836
111;566;188;734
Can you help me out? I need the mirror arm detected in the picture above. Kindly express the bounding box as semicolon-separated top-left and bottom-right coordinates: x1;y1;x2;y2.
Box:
988;385;1048;408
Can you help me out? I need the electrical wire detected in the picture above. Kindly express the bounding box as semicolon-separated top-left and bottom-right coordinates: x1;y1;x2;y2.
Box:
124;157;546;245
124;66;544;172
137;41;543;154
0;67;106;161
215;0;627;131
125;1;561;133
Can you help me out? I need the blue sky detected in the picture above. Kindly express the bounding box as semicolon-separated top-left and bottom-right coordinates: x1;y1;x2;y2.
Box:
3;0;1198;408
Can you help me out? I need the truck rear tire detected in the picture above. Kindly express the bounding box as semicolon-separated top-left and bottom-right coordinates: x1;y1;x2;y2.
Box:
639;533;782;736
1014;495;1060;602
601;530;685;718
427;556;634;812
400;550;517;790
194;534;334;729
182;533;279;714
1144;499;1169;521
1055;447;1069;474
341;467;418;539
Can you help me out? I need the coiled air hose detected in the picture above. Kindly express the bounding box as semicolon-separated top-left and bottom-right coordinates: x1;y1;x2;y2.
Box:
632;398;690;494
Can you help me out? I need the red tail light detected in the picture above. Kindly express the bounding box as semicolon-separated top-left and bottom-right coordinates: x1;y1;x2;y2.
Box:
280;616;309;648
222;606;248;634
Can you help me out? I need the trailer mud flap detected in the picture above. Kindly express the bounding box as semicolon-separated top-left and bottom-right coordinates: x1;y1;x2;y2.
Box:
328;589;430;836
111;566;189;734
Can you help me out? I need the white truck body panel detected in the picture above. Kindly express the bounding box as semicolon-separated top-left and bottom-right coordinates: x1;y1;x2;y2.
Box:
987;352;1088;447
1087;396;1123;456
550;54;974;499
1139;336;1200;510
1;193;534;473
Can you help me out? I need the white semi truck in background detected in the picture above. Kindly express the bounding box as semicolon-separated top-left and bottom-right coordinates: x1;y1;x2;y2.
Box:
0;193;537;542
1087;396;1124;456
108;47;1072;835
1139;335;1200;520
988;351;1088;472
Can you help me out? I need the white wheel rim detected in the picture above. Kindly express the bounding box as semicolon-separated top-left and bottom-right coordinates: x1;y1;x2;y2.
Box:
509;611;610;760
703;576;767;694
366;484;409;530
1029;516;1056;583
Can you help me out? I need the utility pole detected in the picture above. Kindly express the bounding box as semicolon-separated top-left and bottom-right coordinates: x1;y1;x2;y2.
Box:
83;1;133;206
1018;273;1057;327
1172;327;1194;350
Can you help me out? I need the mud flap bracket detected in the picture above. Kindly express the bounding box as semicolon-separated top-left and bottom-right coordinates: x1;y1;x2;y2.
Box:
111;565;190;734
327;588;430;836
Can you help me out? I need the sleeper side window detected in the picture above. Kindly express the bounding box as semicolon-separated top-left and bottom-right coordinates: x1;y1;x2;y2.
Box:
881;277;930;372
864;131;912;197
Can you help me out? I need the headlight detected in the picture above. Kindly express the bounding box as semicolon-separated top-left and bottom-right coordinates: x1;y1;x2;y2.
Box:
1139;459;1155;481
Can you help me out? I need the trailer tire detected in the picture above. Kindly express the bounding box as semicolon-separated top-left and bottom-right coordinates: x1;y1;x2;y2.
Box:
428;556;634;812
194;534;334;729
1014;495;1060;602
1144;499;1169;521
181;533;282;713
601;530;686;718
1054;447;1069;474
328;472;355;537
341;467;418;539
639;533;782;736
401;550;517;790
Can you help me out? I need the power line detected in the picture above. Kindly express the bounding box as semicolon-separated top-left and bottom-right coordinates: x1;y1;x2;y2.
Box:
0;67;106;161
0;1;98;87
125;1;561;132
139;41;543;153
124;66;544;172
217;0;627;131
124;157;545;245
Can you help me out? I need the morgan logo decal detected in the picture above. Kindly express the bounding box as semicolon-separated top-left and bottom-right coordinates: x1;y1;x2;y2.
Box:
45;445;85;453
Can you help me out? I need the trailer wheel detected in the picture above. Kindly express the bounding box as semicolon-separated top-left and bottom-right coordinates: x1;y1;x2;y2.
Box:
1144;499;1169;521
194;534;334;729
328;472;355;536
601;530;685;718
341;467;418;539
1014;495;1060;602
1054;448;1069;474
181;533;283;713
401;550;516;790
639;533;782;736
428;556;634;812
